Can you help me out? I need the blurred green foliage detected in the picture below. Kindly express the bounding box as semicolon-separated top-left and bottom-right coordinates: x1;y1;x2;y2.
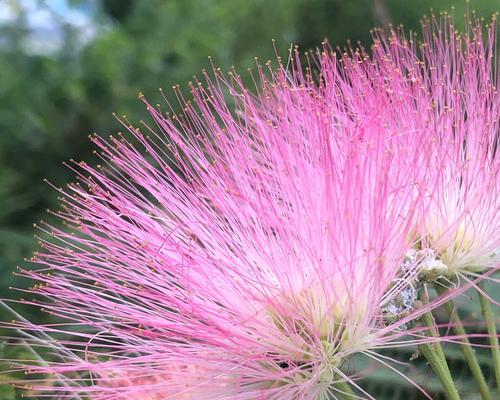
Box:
0;0;498;398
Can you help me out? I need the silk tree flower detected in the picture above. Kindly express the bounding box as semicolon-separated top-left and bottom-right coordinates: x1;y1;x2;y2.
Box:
418;19;500;280
9;56;435;400
318;13;499;285
97;364;230;399
6;16;493;400
368;15;500;282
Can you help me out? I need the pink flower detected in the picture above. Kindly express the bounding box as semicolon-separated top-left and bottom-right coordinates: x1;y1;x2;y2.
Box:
368;15;500;280
12;68;424;399
418;18;500;279
96;364;229;399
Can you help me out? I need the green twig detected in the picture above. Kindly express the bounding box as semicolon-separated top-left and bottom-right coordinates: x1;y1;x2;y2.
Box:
333;376;355;399
418;287;461;400
435;285;491;400
478;281;500;390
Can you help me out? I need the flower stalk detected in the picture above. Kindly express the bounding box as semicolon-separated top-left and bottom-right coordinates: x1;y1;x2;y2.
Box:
478;281;500;390
333;378;355;399
435;285;491;400
418;288;461;400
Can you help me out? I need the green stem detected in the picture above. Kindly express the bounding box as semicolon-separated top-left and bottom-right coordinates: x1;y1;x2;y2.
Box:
333;377;355;399
435;285;491;400
478;281;500;390
418;288;461;400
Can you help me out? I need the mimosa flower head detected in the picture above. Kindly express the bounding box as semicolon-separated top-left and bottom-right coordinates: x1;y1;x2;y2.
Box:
420;16;499;279
8;52;428;400
368;13;499;280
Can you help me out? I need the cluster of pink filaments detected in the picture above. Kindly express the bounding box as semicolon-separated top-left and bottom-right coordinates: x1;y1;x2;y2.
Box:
4;13;499;400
